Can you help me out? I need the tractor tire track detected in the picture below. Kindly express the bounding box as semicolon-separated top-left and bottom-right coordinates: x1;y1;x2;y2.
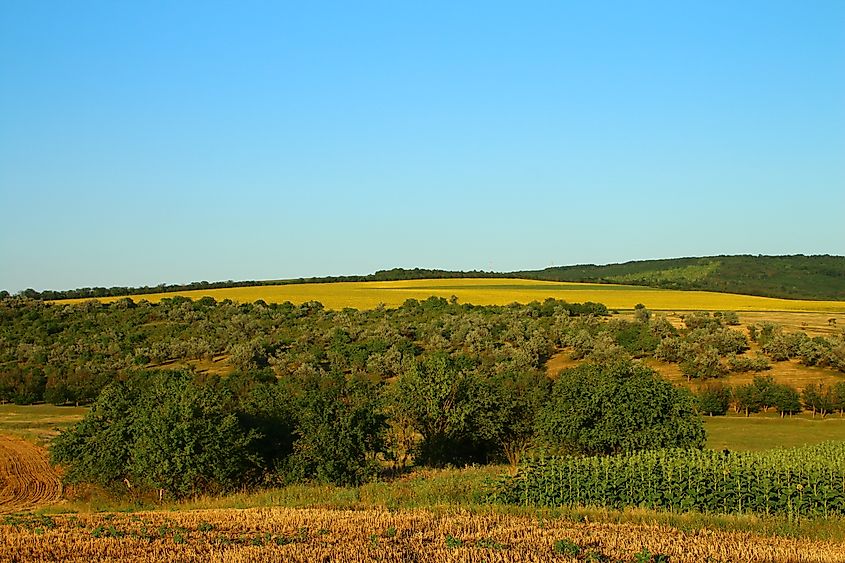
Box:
0;435;62;513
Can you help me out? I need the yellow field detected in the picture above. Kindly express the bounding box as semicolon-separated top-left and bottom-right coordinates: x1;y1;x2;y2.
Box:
56;278;845;313
4;507;844;562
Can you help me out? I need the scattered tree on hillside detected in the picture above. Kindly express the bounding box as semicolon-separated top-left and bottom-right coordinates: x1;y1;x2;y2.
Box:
733;383;763;417
680;347;728;381
771;383;802;417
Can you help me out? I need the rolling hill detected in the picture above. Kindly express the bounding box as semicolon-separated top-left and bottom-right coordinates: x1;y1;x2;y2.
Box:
516;255;845;301
14;254;845;302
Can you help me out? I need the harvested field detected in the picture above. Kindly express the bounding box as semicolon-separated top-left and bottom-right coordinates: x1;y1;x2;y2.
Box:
2;507;845;562
0;436;62;514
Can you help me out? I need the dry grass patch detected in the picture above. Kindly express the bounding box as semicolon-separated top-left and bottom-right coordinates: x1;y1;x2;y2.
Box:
148;354;232;376
3;507;845;562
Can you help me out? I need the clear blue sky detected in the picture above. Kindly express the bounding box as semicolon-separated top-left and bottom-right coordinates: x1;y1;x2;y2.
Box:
1;1;843;292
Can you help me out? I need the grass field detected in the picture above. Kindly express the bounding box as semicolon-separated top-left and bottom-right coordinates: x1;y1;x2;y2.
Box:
55;278;845;313
704;415;845;451
0;405;86;446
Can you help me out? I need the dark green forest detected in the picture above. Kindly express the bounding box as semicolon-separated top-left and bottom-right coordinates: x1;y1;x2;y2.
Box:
8;254;844;302
518;254;845;301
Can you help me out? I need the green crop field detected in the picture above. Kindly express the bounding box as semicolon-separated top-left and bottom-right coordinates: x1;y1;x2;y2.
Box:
494;442;845;519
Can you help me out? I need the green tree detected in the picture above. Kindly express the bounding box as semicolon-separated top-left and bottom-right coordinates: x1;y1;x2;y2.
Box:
287;370;385;485
802;383;834;418
52;372;259;497
697;383;730;416
490;369;551;466
51;381;139;486
130;375;256;496
831;381;845;416
680;347;727;381
237;381;296;479
750;375;777;411
633;303;651;323
747;324;759;342
536;360;704;455
0;366;47;404
727;353;771;373
393;355;495;466
733;383;762;417
771;383;802;417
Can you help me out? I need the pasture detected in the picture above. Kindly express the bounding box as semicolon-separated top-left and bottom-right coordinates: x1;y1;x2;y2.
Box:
704;415;845;451
0;405;86;446
55;278;845;313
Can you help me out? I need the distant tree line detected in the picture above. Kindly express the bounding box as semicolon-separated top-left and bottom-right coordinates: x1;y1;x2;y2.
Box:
6;268;511;302
696;377;845;418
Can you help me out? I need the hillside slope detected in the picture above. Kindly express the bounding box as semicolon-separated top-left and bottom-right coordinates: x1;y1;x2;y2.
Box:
516;255;845;301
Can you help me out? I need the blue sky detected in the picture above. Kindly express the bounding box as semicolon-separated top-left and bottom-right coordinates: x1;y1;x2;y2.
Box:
1;1;843;292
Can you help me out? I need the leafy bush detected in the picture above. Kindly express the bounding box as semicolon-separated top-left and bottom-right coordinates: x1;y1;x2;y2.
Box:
537;360;704;455
727;354;771;373
285;370;385;486
52;372;258;497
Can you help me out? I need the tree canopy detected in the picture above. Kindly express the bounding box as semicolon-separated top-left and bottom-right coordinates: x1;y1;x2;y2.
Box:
537;360;705;455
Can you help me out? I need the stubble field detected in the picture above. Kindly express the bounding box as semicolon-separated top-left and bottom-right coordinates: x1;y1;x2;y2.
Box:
4;506;845;563
0;436;62;515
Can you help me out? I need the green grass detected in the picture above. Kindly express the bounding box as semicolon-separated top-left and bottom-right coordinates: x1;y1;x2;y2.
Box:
704;413;845;451
0;404;87;446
